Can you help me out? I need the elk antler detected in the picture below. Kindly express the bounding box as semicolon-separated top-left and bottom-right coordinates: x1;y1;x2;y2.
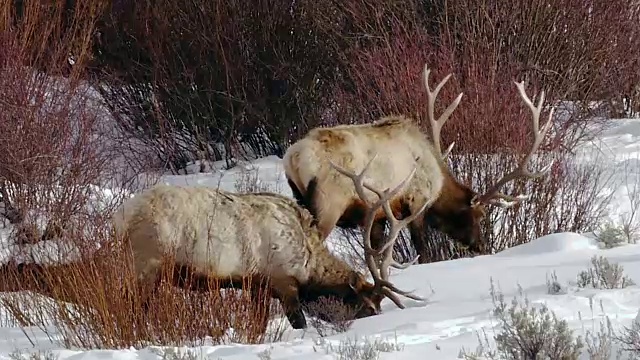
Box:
424;64;463;160
330;154;427;309
473;81;555;207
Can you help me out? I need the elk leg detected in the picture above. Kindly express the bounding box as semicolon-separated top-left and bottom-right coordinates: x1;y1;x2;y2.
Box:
408;216;429;264
138;275;160;315
135;260;164;316
316;211;343;240
272;278;306;329
316;196;351;239
287;178;305;208
370;218;387;251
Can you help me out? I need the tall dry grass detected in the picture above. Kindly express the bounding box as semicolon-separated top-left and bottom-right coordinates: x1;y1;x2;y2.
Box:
0;224;289;349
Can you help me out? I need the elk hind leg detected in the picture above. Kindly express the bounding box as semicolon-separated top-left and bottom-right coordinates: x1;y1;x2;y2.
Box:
370;218;387;251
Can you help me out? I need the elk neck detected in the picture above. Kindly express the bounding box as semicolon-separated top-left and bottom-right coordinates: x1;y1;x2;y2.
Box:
430;164;475;214
300;250;360;302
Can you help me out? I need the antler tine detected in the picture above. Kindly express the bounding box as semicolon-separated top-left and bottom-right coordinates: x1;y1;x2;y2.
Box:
356;165;426;297
329;155;426;309
368;235;426;309
376;196;430;256
330;154;417;255
329;153;380;203
424;64;463;159
475;80;555;207
329;153;390;258
352;164;430;258
442;141;456;160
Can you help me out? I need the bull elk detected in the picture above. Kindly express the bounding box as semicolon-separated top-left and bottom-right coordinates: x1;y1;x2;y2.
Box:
111;184;425;330
283;64;554;263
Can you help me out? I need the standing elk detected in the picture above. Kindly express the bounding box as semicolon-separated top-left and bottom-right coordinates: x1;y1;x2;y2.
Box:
111;184;425;330
283;64;554;263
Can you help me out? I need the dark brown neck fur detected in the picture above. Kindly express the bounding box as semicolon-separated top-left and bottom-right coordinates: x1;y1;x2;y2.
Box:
431;168;474;214
301;255;362;303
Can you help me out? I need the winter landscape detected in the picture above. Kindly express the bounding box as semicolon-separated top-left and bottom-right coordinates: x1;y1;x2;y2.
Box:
0;118;639;360
3;1;640;360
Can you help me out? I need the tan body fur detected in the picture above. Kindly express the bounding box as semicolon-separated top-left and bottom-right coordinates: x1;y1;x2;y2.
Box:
285;116;444;230
112;184;383;330
284;116;484;260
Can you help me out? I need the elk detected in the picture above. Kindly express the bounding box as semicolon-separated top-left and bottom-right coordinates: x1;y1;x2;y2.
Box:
283;64;554;263
111;184;425;330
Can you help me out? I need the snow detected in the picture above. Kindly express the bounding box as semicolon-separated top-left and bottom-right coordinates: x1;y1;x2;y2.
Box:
493;232;600;257
1;116;640;359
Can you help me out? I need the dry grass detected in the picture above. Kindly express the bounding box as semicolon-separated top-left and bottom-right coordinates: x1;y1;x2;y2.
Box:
0;223;290;349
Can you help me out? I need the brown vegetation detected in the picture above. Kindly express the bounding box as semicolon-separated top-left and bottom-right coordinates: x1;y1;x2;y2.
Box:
0;237;288;348
0;0;285;349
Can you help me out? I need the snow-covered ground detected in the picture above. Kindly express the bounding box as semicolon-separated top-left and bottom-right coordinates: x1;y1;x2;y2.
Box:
1;117;640;360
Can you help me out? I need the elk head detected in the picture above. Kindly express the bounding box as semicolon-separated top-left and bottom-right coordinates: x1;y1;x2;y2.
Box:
330;154;428;313
422;64;555;253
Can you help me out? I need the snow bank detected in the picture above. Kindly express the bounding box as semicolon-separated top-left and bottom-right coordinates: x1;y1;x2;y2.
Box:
495;232;600;257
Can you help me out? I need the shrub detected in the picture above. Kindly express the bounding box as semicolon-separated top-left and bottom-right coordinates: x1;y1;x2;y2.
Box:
91;0;346;172
427;0;640;123
583;317;624;360
491;288;583;359
546;271;564;295
615;318;640;355
0;234;289;349
0;1;128;248
611;153;640;245
313;334;405;360
7;349;58;360
460;280;584;359
576;256;635;290
304;296;355;337
594;221;629;249
234;167;280;194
